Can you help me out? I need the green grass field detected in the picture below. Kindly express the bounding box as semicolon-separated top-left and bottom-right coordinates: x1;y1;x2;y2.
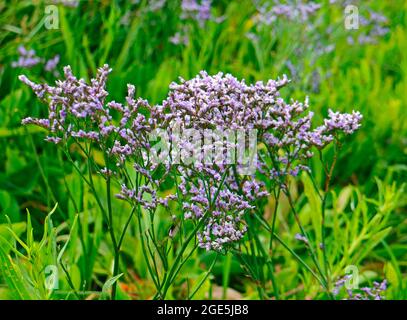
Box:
0;0;406;300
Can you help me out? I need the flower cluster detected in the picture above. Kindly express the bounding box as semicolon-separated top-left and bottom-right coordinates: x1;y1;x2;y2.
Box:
44;54;60;76
12;46;60;77
324;109;362;134
161;71;361;181
19;64;158;171
255;0;321;25
160;71;289;130
170;0;222;46
20;65;362;252
347;9;389;45
150;70;361;248
11;46;41;69
333;276;388;300
181;0;212;26
177;167;252;251
19;63;178;221
20;65;112;143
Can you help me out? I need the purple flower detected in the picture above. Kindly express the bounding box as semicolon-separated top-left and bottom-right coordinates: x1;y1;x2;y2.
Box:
255;0;321;25
242;180;269;201
12;46;41;69
295;233;308;245
52;0;79;7
333;276;387;300
324;109;363;134
170;32;189;45
346;9;389;46
44;54;60;74
181;0;212;27
147;0;166;12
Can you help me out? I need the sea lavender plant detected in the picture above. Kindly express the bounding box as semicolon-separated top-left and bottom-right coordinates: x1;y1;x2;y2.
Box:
150;70;362;257
20;64;362;299
177;166;252;251
20;64;176;213
153;70;361;298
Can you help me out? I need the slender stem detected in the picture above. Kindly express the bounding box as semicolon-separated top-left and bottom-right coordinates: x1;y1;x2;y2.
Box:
160;166;231;298
285;190;334;299
145;235;162;290
189;253;218;299
321;193;330;291
252;210;326;288
59;262;81;299
136;204;163;296
285;192;326;280
117;207;136;250
268;187;281;298
160;217;205;298
318;141;339;294
106;176;120;300
246;216;267;299
232;165;278;298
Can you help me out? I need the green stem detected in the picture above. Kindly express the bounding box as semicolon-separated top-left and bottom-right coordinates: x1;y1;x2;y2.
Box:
136;204;163;296
232;165;278;298
117;207;136;250
285;191;333;298
106;176;120;300
253;212;326;288
222;253;232;299
189;253;218;300
268;188;281;298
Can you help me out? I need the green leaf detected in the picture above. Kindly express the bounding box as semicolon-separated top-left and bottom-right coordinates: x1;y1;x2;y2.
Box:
384;262;399;288
0;245;34;299
57;214;78;263
100;273;123;300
